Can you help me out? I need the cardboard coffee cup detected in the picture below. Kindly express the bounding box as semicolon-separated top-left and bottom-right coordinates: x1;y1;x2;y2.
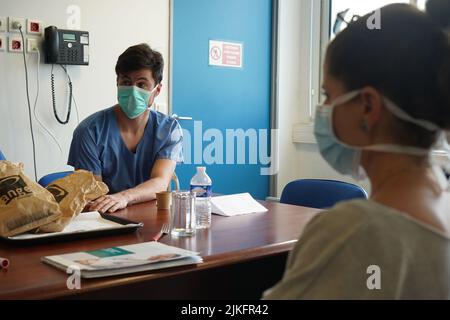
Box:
156;191;172;210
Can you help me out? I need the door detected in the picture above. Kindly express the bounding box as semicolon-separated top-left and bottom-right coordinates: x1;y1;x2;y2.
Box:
172;0;273;200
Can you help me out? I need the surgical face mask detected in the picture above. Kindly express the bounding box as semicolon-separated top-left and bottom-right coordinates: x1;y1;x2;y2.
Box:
314;90;450;186
314;91;366;180
117;85;158;119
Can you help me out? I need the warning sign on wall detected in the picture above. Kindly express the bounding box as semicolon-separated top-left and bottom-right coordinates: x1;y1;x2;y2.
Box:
209;40;243;69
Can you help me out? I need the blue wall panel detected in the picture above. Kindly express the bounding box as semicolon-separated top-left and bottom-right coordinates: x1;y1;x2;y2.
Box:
172;0;272;200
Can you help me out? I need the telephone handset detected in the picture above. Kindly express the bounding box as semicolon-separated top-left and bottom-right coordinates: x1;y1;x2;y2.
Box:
44;26;89;125
44;26;89;65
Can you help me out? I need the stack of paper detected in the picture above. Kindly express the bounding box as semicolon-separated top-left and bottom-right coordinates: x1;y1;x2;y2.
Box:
42;242;203;278
211;193;268;217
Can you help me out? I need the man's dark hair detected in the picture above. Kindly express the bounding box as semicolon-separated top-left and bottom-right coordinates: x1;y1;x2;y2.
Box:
115;44;164;84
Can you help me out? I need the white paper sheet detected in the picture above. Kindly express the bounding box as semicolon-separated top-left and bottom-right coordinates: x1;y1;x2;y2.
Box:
9;211;137;240
211;193;268;217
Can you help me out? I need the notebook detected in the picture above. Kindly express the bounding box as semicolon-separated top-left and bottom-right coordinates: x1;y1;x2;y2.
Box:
42;241;203;278
211;193;268;217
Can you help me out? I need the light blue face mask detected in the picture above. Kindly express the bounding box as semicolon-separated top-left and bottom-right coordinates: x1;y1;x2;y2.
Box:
314;90;450;184
117;85;158;119
314;91;366;179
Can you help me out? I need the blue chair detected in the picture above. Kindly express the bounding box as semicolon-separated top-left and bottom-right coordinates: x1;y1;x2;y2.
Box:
280;179;368;209
0;147;73;186
38;171;74;187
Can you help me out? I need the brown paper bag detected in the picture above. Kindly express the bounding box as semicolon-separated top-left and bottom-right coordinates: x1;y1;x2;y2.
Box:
0;161;61;237
37;170;109;233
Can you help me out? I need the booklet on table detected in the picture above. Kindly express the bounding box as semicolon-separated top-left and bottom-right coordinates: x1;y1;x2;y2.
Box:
42;241;203;278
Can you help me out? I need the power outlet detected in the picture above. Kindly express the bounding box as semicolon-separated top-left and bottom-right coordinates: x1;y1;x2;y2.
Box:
8;36;23;53
27;38;39;53
8;17;25;33
27;19;43;35
0;17;7;32
0;35;5;51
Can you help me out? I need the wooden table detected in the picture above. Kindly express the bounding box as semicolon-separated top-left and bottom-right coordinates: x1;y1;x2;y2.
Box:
0;200;320;300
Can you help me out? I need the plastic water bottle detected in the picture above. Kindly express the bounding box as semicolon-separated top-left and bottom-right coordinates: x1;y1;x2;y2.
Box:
190;167;212;229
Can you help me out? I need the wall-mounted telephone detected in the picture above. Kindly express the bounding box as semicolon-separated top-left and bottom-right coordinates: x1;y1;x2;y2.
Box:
44;26;89;65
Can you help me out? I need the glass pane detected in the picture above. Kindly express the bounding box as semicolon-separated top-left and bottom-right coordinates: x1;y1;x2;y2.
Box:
330;0;410;37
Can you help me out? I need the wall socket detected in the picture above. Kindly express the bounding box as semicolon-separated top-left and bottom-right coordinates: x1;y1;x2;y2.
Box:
27;19;43;35
8;36;23;53
8;17;26;33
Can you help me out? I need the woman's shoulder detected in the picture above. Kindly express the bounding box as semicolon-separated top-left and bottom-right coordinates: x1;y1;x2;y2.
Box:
293;199;409;259
311;198;431;228
304;199;378;235
297;198;450;259
328;199;450;240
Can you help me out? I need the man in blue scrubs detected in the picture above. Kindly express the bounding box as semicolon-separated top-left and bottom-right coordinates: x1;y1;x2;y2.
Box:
68;44;183;213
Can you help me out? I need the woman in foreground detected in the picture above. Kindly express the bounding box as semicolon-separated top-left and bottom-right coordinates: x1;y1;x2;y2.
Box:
264;0;450;299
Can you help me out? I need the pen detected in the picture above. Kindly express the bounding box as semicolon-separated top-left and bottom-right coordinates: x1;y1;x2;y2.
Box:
0;257;10;269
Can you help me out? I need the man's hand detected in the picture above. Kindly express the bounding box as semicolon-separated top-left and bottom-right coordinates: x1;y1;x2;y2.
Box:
89;192;129;214
85;160;176;213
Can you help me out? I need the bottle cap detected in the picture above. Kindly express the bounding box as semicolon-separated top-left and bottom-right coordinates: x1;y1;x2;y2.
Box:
197;167;206;172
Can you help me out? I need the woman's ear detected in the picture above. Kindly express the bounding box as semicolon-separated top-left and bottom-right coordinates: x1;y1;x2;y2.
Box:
360;86;383;130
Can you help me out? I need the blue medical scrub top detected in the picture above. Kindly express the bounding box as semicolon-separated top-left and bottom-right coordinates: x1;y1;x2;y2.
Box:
68;107;183;194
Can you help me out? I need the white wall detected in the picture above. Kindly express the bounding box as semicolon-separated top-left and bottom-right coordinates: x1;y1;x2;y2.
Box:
276;0;371;198
0;0;170;179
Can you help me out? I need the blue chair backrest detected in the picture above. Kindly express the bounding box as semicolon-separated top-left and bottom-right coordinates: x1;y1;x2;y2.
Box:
0;150;73;187
38;171;74;187
280;179;368;209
